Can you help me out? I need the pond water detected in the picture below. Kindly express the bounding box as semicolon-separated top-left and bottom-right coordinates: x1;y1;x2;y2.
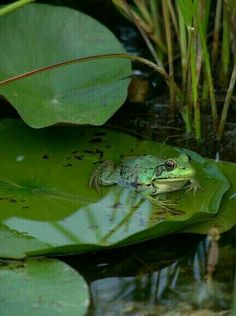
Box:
63;230;235;315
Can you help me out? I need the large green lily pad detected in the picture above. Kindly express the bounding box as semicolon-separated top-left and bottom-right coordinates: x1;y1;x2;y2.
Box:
184;160;236;234
0;120;229;258
0;258;89;316
0;4;131;128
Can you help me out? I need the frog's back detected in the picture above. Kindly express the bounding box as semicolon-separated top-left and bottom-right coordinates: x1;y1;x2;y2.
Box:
117;155;163;190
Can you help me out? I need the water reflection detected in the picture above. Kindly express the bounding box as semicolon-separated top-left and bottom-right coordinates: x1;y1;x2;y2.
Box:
63;232;234;315
3;187;154;247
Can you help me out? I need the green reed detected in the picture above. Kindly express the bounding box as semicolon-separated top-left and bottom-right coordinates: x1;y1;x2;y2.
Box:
113;0;236;140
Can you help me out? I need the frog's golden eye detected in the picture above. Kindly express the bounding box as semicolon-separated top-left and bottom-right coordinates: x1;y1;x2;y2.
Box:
165;159;177;171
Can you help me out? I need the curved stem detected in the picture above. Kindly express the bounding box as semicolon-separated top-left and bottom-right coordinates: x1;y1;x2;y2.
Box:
0;53;166;86
0;0;35;16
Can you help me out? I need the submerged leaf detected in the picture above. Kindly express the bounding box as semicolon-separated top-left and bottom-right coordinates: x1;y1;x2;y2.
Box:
0;120;229;258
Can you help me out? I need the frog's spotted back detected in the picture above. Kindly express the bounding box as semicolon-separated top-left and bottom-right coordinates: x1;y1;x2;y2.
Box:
90;153;198;210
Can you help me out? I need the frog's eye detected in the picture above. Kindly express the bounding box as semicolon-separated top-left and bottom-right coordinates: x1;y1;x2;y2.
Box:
165;159;177;171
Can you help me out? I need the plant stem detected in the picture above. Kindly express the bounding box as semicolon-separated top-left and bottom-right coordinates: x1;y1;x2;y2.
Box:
200;0;212;103
183;105;192;135
126;1;167;54
167;0;178;35
190;27;201;140
220;3;230;83
122;1;165;67
183;26;195;136
218;62;236;138
195;10;218;131
162;0;175;116
202;0;211;33
178;6;187;88
0;53;168;86
134;0;153;26
211;0;222;66
150;0;159;36
197;0;210;80
0;0;35;16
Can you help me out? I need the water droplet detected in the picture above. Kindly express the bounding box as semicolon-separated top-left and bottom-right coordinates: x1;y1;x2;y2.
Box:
16;155;25;162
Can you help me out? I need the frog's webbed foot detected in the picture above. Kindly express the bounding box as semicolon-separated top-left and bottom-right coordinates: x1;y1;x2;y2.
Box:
89;160;115;195
185;179;203;194
142;193;176;211
89;168;101;195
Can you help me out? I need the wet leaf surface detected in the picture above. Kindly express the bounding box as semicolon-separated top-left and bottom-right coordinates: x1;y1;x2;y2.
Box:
0;4;131;128
0;258;89;316
184;160;236;234
0;120;230;258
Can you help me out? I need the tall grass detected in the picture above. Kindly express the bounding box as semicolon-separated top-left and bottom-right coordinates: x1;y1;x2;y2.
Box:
113;0;236;140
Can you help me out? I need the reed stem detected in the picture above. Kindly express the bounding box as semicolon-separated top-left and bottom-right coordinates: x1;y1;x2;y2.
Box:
218;62;236;138
190;27;201;140
195;10;218;131
162;0;175;116
211;0;222;66
220;3;230;83
178;7;187;89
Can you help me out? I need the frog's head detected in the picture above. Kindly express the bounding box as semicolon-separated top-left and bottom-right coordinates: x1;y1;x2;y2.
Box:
155;153;195;181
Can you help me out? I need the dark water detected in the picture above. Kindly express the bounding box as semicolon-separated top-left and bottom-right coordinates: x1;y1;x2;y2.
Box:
63;230;235;315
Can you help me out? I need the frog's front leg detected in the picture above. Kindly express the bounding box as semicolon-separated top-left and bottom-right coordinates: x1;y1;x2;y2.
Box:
141;192;176;211
89;160;118;194
185;178;202;194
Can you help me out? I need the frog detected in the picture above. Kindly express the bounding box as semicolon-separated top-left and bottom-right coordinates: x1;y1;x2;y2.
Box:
89;153;199;210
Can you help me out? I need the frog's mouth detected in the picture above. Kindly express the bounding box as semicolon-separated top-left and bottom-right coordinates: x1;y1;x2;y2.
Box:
155;167;196;182
155;175;195;183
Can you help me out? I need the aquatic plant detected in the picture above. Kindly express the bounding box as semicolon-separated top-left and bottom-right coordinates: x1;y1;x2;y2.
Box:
112;0;236;139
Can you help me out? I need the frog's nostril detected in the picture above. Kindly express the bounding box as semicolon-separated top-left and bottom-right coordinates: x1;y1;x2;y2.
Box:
186;154;192;162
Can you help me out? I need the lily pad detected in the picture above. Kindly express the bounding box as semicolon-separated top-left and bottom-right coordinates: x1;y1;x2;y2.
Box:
184;160;236;234
0;4;131;128
0;258;89;316
0;119;229;258
0;223;49;259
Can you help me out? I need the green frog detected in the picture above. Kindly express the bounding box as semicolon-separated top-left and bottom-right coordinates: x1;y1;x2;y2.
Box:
90;153;199;209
